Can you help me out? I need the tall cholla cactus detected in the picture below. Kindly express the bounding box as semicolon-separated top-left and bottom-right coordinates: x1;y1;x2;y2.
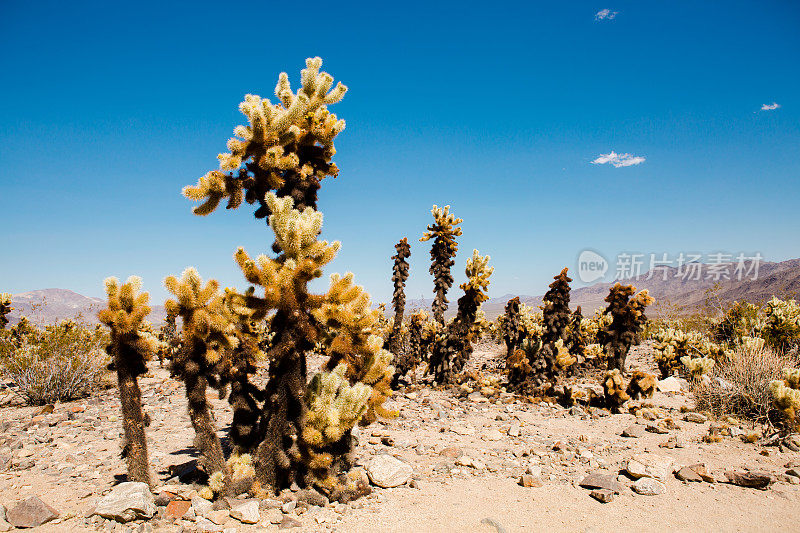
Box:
183;56;347;224
420;205;462;324
599;283;654;371
0;293;12;329
233;193;393;494
539;268;572;376
165;268;239;491
566;306;587;360
502;297;525;360
428;250;493;383
387;238;411;354
98;277;159;487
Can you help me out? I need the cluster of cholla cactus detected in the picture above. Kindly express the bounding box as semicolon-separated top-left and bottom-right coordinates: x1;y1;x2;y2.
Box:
420;205;462;325
651;327;730;379
397;309;435;384
0;293;12;329
427;250;493;383
387;238;411;354
770;368;800;429
598;283;654;372
762;297;800;352
100;58;393;500
601;369;656;412
505;268;574;393
98;277;161;487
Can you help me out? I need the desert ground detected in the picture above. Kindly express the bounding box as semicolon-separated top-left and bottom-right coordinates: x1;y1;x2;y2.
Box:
0;342;798;533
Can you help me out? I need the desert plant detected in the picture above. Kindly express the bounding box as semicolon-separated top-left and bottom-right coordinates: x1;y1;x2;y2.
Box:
387;238;411;354
539;268;573;376
566;306;587;360
626;370;656;400
694;344;792;423
652;327;730;379
0;293;12;329
711;300;762;345
173;58;393;499
598;284;654;372
427;250;493;383
602;369;630;412
420;205;462;325
762;297;800;353
501;297;524;359
98;277;160;486
0;320;109;406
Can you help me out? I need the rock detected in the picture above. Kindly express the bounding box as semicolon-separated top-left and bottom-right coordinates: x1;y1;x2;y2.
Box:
786;468;800;478
455;455;474;467
439;446;463;459
686;463;715;483
468;392;487;403
280;515;302;529
206;509;229;525
632;477;666;495
94;482;155;523
6;496;59;528
295;488;328;507
675;467;703;482
590;489;615;503
165;500;192;520
725;471;772;489
366;455;412;488
483;429;503;441
281;500;296;513
626;454;673;481
263;508;284;524
621;424;646;438
195;517;225;532
646;422;670;434
508;423;521;437
518;474;544;488
451;425;476;436
578;472;624;494
0;504;12;532
657;377;682;393
684;412;707;423
192;494;214;517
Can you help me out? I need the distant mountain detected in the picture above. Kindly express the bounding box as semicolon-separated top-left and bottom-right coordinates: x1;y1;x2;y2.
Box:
8;259;798;325
7;288;167;326
407;258;800;320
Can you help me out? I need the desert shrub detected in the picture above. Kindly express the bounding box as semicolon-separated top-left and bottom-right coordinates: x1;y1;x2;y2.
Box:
0;320;109;405
710;300;762;345
694;344;792;423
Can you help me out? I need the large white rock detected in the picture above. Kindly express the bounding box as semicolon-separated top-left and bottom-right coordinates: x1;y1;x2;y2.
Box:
626;453;674;481
657;377;682;393
94;482;155;522
366;455;413;488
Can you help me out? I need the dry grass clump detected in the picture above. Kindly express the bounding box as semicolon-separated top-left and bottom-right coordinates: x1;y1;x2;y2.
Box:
694;344;792;423
0;321;110;405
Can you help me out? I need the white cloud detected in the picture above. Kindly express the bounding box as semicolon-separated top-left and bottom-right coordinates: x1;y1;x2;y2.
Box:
761;102;780;111
591;151;646;168
595;9;618;20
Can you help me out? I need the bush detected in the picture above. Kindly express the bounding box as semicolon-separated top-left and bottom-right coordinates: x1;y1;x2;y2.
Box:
0;320;109;405
693;344;792;423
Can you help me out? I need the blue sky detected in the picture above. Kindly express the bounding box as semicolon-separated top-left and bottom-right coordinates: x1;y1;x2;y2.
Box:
1;0;798;305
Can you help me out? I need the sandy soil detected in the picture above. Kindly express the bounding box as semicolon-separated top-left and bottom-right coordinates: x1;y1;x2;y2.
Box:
0;342;798;532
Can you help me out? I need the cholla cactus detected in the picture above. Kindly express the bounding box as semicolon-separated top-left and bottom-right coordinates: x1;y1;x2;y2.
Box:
652;327;730;379
602;369;630;412
420;205;462;324
566;306;587;360
769;370;800;428
399;310;429;383
539;268;572;377
98;277;159;487
711;300;763;345
599;284;654;371
165;268;238;488
427;250;493;383
0;293;12;329
681;355;715;378
501;297;524;359
626;370;655;400
387;238;411;354
762;297;800;352
183;57;347;225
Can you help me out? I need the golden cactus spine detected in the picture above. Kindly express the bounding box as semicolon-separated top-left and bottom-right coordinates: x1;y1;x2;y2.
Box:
420;205;462;324
97;277;156;487
388;237;411;354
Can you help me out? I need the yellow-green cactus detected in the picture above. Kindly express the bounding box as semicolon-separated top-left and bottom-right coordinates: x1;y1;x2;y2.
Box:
98;276;157;487
769;377;800;427
681;355;715;378
183;57;347;220
603;369;630;412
